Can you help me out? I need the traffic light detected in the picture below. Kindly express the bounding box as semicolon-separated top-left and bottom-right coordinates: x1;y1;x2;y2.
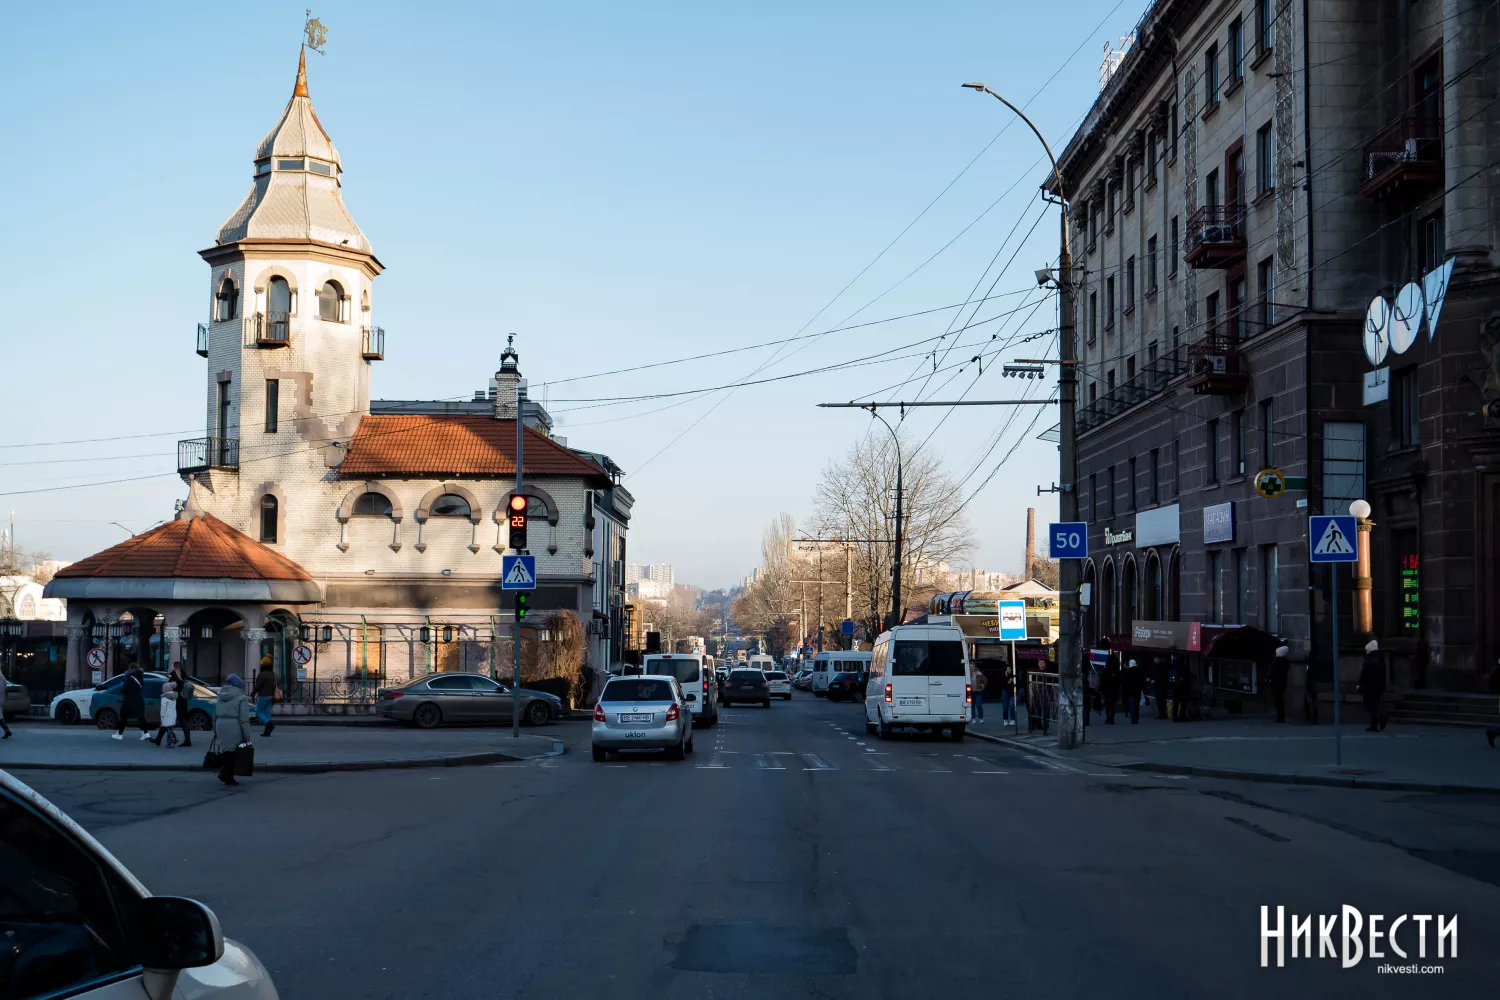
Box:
508;494;529;551
516;591;529;621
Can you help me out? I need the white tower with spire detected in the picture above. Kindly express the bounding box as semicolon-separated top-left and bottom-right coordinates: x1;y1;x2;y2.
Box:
189;48;384;549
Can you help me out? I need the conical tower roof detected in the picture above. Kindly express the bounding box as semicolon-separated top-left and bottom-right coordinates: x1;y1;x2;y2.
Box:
215;49;371;251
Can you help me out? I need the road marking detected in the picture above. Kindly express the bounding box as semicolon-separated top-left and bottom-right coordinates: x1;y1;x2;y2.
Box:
801;753;833;771
863;758;893;771
756;754;784;770
1032;757;1084;774
972;770;1010;774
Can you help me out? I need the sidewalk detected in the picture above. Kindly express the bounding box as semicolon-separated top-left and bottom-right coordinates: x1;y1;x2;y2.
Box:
0;723;562;773
968;711;1500;793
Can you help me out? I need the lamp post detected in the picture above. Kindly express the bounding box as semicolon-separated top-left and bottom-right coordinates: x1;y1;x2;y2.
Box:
962;82;1082;748
1349;499;1375;635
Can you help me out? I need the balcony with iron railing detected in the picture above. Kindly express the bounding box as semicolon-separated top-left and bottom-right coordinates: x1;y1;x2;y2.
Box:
1183;204;1246;269
177;437;239;475
245;311;292;348
196;322;209;357
361;326;385;361
1360;114;1443;200
1184;333;1249;395
1076;344;1191;433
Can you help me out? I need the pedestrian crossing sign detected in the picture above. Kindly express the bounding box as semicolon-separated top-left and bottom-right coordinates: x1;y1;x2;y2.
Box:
501;554;537;590
1309;515;1358;563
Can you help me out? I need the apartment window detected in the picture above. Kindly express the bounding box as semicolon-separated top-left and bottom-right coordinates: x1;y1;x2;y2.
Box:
1172;440;1181;495
1147;132;1158;186
1090;383;1098;406
1091;473;1101;520
215;278;239;322
1261;544;1280;632
259;494;278;544
1206;169;1220;208
1106;184;1117;234
1257;256;1275;330
216;379;231;441
1170;102;1179;160
1260;397;1275;466
1127;457;1137;511
1107;369;1116;393
1256;0;1273;58
1228;18;1244;84
1322;421;1366;515
1127;356;1136;381
1233;548;1248;622
1172;325;1180;354
1208;550;1222;622
264;378;279;434
1395;367;1420;447
1228;273;1246;341
1107;465;1116;517
1169;216;1179;275
1106;276;1116;329
1206;291;1220;336
1125;256;1136;310
1150;447;1161;504
1415;52;1443;126
1147;236;1159;291
1205;44;1220;105
1148;341;1159;383
1419;211;1445;273
1207;418;1220;483
1089;291;1099;343
1230;147;1246;209
1256;122;1275;196
1232;409;1247;476
1125;161;1136;210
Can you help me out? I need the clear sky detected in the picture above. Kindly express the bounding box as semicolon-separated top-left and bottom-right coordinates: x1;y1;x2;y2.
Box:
0;0;1141;589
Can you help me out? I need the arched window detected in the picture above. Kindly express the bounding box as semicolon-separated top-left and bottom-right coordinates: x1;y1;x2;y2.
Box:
318;280;346;323
259;494;278;543
1122;556;1137;629
267;276;292;342
430;493;471;518
1146;554;1163;620
1101;560;1117;637
215;278;239;321
352;492;394;517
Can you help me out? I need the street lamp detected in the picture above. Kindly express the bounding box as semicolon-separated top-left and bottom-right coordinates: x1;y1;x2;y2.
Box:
962;82;1083;748
1349;499;1375;634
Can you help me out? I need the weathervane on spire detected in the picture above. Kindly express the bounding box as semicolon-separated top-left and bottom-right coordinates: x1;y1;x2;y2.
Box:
303;10;328;54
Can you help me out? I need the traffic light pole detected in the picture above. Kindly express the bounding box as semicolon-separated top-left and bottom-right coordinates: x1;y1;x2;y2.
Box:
513;382;524;741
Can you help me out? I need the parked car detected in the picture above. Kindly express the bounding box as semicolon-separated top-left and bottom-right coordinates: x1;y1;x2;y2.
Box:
90;675;219;732
826;670;868;702
721;668;771;708
865;624;972;741
764;669;793;700
4;676;29;720
641;652;719;727
0;769;279;998
50;671;165;725
591;675;693;761
792;669;814;691
376;672;562;729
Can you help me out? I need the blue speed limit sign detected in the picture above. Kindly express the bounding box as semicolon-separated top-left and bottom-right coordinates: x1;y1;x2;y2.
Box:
1049;522;1088;559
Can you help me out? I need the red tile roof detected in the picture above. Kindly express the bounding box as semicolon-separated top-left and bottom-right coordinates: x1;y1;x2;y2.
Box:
56;514;313;581
338;415;611;481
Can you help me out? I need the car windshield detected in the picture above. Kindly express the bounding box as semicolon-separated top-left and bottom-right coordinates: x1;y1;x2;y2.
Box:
642;657;699;682
729;670;763;683
602;680;675;702
891;640;966;676
765;671;787;680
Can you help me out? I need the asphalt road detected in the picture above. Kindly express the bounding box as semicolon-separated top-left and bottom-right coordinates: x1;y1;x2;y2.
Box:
17;695;1500;998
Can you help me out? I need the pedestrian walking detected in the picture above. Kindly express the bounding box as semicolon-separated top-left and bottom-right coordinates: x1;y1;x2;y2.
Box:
166;663;193;748
1100;654;1120;724
112;665;151;741
151;681;180;747
971;666;988;723
1357;639;1387;732
253;656;277;738
1483;657;1500;748
213;674;253;787
999;665;1016;723
1269;646;1291;723
1122;658;1145;724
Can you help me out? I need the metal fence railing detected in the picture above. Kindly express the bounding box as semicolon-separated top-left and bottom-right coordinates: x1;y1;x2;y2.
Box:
1026;671;1059;735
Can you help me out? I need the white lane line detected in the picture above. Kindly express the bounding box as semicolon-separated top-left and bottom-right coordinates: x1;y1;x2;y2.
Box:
756;754;785;770
696;764;729;769
801;753;833;771
864;757;893;771
972;770;1010;774
964;755;989;764
1032;757;1084;774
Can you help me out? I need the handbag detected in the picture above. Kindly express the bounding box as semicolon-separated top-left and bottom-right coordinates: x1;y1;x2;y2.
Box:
233;742;255;777
201;738;224;770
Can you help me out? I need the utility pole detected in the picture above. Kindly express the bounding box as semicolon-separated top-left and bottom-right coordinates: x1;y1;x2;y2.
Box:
509;342;525;741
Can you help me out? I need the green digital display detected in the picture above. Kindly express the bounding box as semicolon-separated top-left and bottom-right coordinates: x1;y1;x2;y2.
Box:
1399;553;1419;634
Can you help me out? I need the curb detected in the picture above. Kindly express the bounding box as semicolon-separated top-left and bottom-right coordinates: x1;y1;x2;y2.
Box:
1113;759;1500;795
0;737;564;774
964;727;1066;758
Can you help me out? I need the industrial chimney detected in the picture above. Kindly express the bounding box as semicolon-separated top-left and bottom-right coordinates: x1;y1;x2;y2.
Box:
1024;507;1036;582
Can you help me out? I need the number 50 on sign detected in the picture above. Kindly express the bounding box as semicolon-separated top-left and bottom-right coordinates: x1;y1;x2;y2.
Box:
1049;522;1088;559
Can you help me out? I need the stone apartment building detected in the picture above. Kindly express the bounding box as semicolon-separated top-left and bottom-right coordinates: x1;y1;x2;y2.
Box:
1054;0;1499;693
46;51;633;694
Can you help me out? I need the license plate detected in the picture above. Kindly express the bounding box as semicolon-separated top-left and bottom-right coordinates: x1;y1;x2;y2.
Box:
899;698;923;707
620;713;652;723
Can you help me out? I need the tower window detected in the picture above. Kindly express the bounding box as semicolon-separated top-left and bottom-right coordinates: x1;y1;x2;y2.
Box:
265;379;279;433
430;494;471;518
318;281;348;323
215;278;239;322
276;158;305;171
353;492;394;517
259;495;279;544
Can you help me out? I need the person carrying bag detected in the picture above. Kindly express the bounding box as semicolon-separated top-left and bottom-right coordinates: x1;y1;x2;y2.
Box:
211;674;254;787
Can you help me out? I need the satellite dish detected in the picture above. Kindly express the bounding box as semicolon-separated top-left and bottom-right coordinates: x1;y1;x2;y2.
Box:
1389;282;1423;354
1363;296;1390;367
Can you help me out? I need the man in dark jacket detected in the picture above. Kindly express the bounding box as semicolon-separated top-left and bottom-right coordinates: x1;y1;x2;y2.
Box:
1268;646;1291;723
1357;639;1387;732
113;665;150;740
1121;658;1146;724
1100;654;1121;724
166;663;193;747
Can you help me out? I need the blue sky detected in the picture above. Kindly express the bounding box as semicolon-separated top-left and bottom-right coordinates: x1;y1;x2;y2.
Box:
0;0;1140;588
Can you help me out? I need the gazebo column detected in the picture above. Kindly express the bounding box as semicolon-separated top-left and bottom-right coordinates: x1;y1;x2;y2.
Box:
243;610;267;681
163;608;192;672
64;623;88;688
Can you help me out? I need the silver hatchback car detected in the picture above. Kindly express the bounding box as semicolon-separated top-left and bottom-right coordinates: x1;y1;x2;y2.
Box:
591;675;694;762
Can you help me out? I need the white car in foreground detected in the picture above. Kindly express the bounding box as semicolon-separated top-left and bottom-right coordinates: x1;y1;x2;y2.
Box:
0;770;279;998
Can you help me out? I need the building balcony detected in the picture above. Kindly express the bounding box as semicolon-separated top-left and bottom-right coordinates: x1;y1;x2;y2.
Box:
196;322;209;357
177;437;239;475
1184;205;1246;269
1360;115;1443;200
1185;334;1248;395
246;311;291;348
1076;346;1190;433
361;326;385;361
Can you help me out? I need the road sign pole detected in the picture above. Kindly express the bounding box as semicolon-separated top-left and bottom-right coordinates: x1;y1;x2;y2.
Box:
514;373;524;742
1331;564;1341;766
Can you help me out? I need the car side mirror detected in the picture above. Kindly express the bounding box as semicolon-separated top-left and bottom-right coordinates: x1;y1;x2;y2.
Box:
130;896;225;971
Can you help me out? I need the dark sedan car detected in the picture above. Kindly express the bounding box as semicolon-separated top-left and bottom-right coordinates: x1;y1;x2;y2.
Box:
720;668;771;708
826;671;868;702
376;672;562;728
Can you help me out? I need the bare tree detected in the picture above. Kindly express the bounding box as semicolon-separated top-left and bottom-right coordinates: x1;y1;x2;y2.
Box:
810;431;971;633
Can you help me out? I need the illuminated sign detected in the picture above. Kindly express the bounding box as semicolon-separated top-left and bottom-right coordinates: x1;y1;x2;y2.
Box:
1399;552;1420;634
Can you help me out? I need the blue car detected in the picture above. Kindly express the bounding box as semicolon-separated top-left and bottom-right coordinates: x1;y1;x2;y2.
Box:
89;674;219;731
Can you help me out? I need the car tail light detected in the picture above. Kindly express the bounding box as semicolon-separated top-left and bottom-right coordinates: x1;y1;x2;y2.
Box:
382;690;404;700
703;678;709;693
966;683;973;704
593;703;605;722
884;684;893;703
665;703;680;721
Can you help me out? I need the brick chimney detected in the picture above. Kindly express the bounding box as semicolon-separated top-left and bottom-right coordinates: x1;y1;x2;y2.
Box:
493;335;520;421
1024;507;1036;581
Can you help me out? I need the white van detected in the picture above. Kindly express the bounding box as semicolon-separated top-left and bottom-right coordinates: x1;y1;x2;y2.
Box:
641;652;719;727
810;650;873;695
747;654;776;674
864;625;971;740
